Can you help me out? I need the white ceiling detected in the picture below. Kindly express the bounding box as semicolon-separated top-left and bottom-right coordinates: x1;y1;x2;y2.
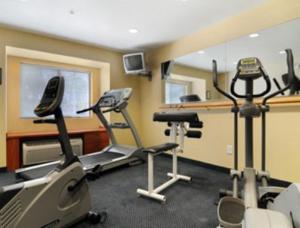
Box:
175;19;300;74
0;0;265;51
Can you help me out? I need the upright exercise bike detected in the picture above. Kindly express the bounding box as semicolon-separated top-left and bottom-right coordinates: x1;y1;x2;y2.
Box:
0;76;105;228
213;50;299;228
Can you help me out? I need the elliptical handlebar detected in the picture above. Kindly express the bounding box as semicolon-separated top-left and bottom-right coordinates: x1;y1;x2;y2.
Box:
230;67;271;99
262;49;294;105
286;48;295;82
212;60;238;107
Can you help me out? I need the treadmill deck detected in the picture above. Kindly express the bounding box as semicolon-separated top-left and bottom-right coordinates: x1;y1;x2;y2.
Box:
17;151;128;180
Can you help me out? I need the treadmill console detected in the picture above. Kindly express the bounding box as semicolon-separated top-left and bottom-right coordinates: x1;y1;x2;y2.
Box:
98;88;132;107
34;76;64;117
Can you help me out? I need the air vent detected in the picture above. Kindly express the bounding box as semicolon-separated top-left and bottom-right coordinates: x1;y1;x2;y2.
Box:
0;199;22;228
23;138;83;165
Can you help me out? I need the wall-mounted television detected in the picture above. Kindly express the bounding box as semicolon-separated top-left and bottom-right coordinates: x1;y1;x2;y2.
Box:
123;52;146;74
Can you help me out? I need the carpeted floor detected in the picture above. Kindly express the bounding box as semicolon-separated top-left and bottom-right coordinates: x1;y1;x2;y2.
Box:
0;156;231;228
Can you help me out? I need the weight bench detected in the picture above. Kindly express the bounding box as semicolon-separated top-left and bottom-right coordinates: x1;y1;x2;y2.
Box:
137;112;203;203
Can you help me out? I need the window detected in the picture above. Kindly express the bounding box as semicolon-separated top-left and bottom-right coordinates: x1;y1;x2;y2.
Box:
165;79;191;104
20;63;90;118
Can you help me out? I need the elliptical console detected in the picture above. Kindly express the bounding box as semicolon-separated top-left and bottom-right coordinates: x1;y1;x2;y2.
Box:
238;58;264;79
231;57;271;100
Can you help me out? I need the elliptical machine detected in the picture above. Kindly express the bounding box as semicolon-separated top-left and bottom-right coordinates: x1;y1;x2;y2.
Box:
0;76;106;227
213;50;299;228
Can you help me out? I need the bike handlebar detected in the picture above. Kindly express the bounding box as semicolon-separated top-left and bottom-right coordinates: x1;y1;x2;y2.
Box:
33;119;56;124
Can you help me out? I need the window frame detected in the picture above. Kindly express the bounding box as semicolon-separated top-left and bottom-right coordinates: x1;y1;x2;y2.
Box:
19;62;92;119
165;79;192;104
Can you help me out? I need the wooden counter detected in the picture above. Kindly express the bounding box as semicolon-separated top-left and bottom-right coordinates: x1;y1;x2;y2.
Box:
6;128;109;171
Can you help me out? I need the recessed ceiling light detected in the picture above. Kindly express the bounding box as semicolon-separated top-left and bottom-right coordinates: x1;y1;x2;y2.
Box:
19;0;29;2
249;33;259;38
129;28;139;34
279;50;285;55
179;0;188;2
233;61;237;65
197;50;205;54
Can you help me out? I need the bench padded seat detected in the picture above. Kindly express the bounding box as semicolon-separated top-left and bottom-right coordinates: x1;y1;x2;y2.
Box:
143;143;178;155
153;112;199;123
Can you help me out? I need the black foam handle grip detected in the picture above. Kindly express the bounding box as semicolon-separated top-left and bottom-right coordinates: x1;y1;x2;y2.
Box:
164;129;171;136
286;49;295;85
186;130;202;138
33;119;56;124
189;121;203;128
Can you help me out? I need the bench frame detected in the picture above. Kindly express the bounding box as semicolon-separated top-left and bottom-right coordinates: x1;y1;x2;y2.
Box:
137;122;191;203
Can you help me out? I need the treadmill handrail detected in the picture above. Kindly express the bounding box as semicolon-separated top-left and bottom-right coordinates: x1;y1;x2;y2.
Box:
77;107;94;114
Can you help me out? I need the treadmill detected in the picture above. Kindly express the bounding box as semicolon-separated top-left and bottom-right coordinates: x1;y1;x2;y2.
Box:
16;88;144;180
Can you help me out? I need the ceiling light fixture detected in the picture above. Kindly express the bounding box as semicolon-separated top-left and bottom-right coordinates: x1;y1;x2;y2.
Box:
233;61;237;65
129;28;139;34
279;50;285;55
249;33;259;38
19;0;29;2
197;50;205;54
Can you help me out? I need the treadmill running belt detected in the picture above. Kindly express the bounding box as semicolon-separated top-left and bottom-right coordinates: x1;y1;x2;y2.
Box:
17;152;124;180
17;163;57;180
80;152;123;167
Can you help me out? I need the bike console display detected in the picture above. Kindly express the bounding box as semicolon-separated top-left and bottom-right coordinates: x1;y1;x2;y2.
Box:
34;76;64;117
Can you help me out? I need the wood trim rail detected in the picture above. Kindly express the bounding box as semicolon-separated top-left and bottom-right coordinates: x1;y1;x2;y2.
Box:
160;95;300;110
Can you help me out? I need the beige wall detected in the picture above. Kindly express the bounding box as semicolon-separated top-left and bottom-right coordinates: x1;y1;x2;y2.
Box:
0;27;142;167
140;0;300;182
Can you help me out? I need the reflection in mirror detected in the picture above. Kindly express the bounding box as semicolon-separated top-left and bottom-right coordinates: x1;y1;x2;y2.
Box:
163;43;228;104
162;18;300;104
226;19;300;96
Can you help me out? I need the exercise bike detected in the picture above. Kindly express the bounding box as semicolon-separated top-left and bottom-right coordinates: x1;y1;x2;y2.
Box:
213;49;299;228
0;76;106;227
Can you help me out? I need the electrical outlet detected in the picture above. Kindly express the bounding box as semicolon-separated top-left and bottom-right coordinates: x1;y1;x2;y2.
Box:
226;145;233;155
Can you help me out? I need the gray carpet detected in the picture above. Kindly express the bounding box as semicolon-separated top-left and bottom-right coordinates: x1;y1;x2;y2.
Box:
0;156;231;228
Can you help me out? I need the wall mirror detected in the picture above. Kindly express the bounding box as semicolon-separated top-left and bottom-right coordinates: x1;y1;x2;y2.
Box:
162;18;300;104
